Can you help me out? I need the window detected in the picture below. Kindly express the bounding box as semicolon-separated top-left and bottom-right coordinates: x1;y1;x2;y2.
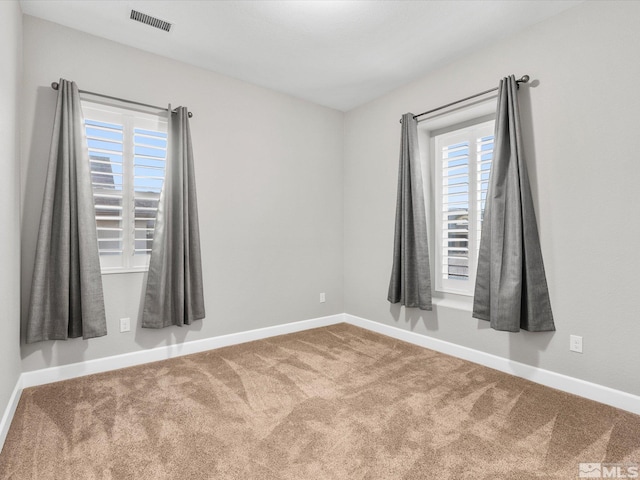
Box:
82;101;167;273
433;119;494;295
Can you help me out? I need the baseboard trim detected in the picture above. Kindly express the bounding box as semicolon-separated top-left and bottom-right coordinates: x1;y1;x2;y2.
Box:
344;314;640;416
21;313;346;389
0;376;22;451
5;310;638;455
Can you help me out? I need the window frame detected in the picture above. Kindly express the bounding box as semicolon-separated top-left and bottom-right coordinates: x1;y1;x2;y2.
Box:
417;97;497;302
81;100;168;275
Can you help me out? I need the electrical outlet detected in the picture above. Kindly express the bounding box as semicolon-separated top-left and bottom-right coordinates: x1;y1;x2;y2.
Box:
569;335;583;353
320;292;326;303
120;317;131;333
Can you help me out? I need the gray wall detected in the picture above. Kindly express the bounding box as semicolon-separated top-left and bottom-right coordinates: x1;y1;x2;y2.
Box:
21;16;344;372
344;1;640;396
0;0;23;415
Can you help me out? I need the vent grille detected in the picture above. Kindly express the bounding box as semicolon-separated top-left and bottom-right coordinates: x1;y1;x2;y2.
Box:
130;10;172;32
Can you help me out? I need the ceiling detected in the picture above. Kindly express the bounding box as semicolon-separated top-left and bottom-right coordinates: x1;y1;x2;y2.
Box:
20;0;583;111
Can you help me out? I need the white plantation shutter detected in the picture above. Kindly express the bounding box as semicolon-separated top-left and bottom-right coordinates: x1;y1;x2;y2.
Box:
82;101;167;272
476;134;494;252
86;119;124;263
133;128;166;256
435;120;494;295
441;139;470;283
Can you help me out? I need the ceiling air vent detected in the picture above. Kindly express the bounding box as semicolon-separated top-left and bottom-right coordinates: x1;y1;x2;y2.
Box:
130;10;172;32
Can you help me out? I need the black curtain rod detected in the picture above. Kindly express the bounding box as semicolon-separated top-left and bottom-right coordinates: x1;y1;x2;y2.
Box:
50;82;193;118
402;75;530;123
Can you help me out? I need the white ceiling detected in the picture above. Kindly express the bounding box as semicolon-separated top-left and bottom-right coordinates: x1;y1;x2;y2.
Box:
20;0;583;111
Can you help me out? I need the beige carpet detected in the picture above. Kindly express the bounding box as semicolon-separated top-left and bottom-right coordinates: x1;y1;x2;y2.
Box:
1;323;639;479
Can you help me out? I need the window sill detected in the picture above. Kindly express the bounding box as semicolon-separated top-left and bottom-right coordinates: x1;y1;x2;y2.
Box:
432;294;474;313
101;268;148;276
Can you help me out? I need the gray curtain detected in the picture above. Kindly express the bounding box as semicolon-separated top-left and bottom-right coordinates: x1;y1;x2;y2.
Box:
473;75;554;332
388;113;432;310
141;106;205;328
26;79;107;343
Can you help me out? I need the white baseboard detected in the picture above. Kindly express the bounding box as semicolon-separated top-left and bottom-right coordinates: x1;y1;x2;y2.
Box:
0;376;22;451
21;313;346;389
344;313;640;416
3;311;639;456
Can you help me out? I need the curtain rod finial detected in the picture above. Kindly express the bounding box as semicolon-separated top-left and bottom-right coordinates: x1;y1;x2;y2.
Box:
519;75;530;84
51;81;59;90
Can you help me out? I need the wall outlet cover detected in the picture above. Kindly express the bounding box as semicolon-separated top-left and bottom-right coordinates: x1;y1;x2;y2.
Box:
570;335;583;353
120;317;131;333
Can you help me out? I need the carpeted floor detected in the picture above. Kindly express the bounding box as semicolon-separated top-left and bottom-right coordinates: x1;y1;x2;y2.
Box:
1;323;639;479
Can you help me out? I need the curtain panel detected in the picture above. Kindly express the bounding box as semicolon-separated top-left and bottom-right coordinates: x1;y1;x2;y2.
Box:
26;79;107;343
388;113;432;310
473;75;555;332
142;106;205;328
